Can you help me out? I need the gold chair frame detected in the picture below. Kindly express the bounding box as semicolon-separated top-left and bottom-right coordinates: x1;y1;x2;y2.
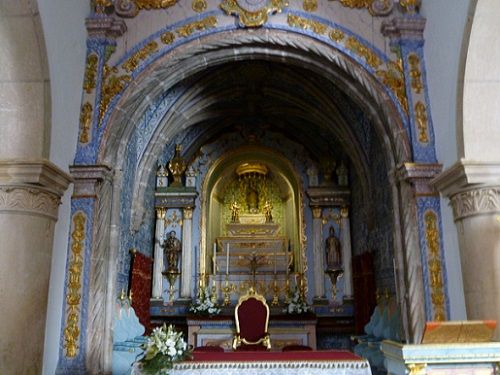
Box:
232;288;271;350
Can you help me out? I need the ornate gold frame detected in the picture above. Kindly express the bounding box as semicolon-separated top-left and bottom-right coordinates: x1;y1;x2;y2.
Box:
232;288;271;350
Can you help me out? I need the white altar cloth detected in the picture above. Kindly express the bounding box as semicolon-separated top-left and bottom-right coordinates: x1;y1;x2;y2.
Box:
132;351;372;375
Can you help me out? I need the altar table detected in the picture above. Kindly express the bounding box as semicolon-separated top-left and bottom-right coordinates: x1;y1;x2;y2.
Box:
133;350;372;375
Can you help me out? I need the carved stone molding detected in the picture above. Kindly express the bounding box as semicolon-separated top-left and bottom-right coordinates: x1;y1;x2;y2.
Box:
0;159;73;196
85;16;127;39
433;160;500;221
449;187;500;221
0;185;61;220
0;159;72;220
395;162;442;196
70;165;113;198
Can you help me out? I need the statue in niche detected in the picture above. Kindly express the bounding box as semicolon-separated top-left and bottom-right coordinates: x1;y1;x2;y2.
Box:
162;231;181;273
230;201;240;223
325;226;342;269
246;188;259;213
263;200;273;223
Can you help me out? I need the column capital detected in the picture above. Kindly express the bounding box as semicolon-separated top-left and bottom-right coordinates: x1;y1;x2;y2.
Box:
394;162;442;196
382;15;426;42
433;160;500;221
70;164;113;198
0;159;72;220
0;159;72;196
183;207;194;219
85;16;127;40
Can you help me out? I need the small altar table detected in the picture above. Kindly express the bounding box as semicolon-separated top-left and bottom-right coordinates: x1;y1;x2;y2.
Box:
133;351;372;375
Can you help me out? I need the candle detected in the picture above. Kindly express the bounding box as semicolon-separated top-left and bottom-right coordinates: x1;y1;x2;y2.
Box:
285;242;289;275
226;243;230;275
213;242;217;275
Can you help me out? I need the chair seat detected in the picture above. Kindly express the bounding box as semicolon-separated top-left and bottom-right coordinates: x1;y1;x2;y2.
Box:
193;345;225;352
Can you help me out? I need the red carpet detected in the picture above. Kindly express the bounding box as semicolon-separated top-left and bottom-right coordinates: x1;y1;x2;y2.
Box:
192;350;363;362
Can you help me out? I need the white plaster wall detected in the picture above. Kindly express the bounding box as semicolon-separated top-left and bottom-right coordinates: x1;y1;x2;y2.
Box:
421;0;470;320
37;1;88;374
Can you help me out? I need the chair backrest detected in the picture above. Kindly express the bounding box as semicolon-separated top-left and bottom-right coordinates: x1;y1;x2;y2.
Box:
235;289;269;343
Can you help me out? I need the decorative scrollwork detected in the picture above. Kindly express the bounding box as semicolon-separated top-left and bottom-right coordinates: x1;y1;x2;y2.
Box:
287;14;327;34
376;62;408;115
408;53;423;94
424;211;446;321
83;54;98;94
329;29;345;42
346;36;382;68
99;65;131;124
79;102;93;144
176;16;217;37
64;212;86;357
161;31;175;45
122;41;158;72
331;0;393;16
415;101;429;143
192;0;207;12
220;0;288;28
303;0;317;12
115;0;178;17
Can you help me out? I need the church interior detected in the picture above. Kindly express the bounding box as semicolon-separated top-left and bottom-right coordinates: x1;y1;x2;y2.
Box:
0;0;499;374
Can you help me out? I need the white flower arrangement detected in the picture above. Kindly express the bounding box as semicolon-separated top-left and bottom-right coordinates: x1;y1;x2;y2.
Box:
189;287;221;316
139;324;191;374
283;288;310;314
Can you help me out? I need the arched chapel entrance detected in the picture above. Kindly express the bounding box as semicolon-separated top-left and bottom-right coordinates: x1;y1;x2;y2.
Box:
57;3;448;373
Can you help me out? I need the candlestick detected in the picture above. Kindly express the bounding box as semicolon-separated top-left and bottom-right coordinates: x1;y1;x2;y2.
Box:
274;247;277;274
226;243;230;275
213;242;217;275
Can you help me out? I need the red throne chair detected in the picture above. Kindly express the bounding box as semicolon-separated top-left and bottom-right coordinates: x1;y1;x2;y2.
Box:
232;288;271;351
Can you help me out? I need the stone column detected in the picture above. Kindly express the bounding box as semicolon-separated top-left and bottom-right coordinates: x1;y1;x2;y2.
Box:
0;161;71;374
434;161;500;340
152;208;166;299
311;206;326;302
180;207;194;300
340;207;353;299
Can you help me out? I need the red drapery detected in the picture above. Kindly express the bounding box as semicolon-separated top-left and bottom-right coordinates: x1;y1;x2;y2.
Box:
129;251;153;333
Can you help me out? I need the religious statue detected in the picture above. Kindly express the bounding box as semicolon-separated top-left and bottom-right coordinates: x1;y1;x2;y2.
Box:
162;231;181;273
246;188;259;213
263;200;273;223
230;201;240;223
168;144;187;187
325;226;342;269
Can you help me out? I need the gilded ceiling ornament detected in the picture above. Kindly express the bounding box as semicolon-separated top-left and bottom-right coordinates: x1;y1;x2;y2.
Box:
192;0;208;12
329;29;345;42
64;212;86;358
345;36;382;69
303;0;317;12
415;101;429;143
424;211;446;321
99;65;131;124
220;0;288;28
83;54;98;94
79;102;93;144
408;53;423;94
176;16;217;37
122;41;158;72
161;31;175;44
287;14;327;34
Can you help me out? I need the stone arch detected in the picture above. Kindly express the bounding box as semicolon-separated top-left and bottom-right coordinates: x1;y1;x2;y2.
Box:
77;26;431;372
